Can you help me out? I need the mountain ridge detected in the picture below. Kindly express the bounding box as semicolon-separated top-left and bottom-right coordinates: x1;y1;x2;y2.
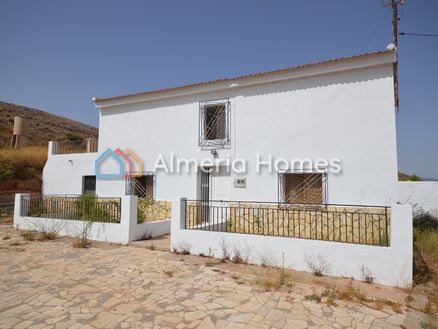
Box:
0;101;98;147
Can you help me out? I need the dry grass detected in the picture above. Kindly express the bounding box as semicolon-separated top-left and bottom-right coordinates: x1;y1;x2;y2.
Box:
72;237;91;248
304;294;321;303
20;230;37;241
163;269;174;277
205;260;220;267
254;267;294;291
415;229;438;269
0;146;47;167
414;228;438;317
20;230;57;241
40;231;57;240
0;146;47;181
145;243;156;251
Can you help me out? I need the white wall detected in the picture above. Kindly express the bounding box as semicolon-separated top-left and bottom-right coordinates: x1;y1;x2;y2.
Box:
398;181;438;217
93;60;397;206
171;199;412;287
42;144;97;195
42;53;398;207
14;194;170;244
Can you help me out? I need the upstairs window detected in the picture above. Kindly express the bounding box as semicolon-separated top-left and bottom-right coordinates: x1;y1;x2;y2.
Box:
199;100;230;149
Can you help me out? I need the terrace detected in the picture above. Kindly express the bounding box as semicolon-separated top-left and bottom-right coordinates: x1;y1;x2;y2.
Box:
49;138;98;155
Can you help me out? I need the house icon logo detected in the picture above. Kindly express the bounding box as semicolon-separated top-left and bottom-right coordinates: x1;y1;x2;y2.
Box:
95;148;143;178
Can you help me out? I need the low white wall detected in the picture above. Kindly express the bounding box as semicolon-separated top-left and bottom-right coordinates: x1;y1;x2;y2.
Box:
131;220;171;241
398;181;438;218
15;216;131;244
171;198;412;287
13;194;170;244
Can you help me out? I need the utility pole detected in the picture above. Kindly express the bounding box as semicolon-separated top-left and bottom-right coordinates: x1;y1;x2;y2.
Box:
382;0;405;110
391;0;399;47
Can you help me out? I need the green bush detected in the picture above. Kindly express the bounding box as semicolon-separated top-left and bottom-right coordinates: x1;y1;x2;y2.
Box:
0;158;15;181
413;209;438;231
137;205;145;224
137;196;167;223
65;133;83;141
75;193;112;222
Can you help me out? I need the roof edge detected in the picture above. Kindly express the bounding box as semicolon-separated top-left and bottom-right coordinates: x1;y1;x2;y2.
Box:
93;49;395;107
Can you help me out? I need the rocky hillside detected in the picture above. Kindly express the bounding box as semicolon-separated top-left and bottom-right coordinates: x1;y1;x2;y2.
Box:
0;101;98;147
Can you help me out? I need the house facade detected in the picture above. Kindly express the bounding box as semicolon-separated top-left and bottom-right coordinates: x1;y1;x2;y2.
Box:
30;48;419;286
43;49;398;207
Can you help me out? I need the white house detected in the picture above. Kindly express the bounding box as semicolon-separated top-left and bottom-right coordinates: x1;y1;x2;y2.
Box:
29;48;418;286
44;49;399;205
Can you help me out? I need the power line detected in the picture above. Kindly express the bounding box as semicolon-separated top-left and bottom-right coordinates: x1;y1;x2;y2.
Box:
399;32;438;37
360;10;391;52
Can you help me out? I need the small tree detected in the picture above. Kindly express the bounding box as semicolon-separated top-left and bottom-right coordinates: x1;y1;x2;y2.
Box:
409;174;422;181
65;133;83;141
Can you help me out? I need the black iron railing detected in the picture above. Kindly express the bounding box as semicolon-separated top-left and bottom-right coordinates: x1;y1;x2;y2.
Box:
20;195;121;223
183;199;390;247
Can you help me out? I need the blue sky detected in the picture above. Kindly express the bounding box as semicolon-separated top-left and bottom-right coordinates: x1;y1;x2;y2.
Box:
0;1;437;179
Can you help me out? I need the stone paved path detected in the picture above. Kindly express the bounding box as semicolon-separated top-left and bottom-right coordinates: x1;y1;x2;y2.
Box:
0;224;433;329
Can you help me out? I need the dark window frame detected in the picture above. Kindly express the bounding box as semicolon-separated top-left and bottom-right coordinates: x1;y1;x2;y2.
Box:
82;175;96;194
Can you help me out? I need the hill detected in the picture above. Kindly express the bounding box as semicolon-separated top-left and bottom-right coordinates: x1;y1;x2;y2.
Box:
0;101;98;147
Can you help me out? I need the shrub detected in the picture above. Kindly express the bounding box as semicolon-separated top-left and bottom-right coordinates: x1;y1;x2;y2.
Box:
413;209;438;231
75;193;112;221
20;230;37;241
414;229;438;261
254;267;294;291
304;254;330;276
137;196;169;223
137;204;145;224
0;146;47;182
25;217;63;240
65;133;83;141
73;221;92;248
305;294;321;303
409;174;422;181
41;231;58;240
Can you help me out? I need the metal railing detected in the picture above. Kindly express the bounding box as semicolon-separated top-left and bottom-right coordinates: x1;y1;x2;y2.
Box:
20;195;121;223
55;138;98;155
183;199;390;246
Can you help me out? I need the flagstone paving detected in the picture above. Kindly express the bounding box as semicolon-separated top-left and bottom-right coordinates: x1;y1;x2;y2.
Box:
0;223;435;329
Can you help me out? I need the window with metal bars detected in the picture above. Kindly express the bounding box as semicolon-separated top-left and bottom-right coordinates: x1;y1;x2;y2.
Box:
82;176;96;194
199;100;230;149
279;171;327;204
125;172;155;199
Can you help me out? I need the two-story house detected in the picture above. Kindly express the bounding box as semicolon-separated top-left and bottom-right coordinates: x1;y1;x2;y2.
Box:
43;48;398;207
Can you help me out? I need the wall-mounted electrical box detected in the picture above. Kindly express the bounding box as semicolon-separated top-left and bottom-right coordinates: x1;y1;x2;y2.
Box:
234;178;246;188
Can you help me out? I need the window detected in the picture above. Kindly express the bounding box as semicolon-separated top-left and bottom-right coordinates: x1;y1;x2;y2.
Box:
280;173;325;204
199;100;230;149
125;172;155;199
83;176;96;194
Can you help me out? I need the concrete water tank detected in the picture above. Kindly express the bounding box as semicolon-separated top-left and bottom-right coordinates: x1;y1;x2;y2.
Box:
11;116;30;148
